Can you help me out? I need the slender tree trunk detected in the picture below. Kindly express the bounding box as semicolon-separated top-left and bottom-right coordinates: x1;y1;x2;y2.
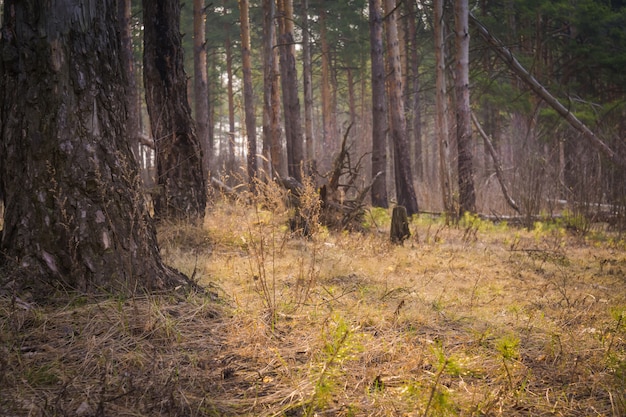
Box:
0;0;189;296
301;0;315;173
405;0;423;180
277;0;304;181
384;0;419;215
239;0;258;185
224;11;236;175
319;8;336;174
455;0;476;215
194;0;211;179
262;0;285;178
434;0;454;215
369;0;388;208
119;0;141;163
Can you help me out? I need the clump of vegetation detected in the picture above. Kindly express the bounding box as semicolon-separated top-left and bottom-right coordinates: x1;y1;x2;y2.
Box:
1;199;625;416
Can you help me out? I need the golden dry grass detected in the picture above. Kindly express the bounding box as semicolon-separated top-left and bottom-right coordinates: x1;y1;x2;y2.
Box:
1;193;626;416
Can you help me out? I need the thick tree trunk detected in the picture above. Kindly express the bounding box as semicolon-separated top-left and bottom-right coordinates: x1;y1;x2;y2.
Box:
383;0;419;216
277;0;304;182
262;0;285;178
369;0;389;208
239;0;258;185
454;0;476;215
0;0;189;297
194;0;211;179
143;0;206;221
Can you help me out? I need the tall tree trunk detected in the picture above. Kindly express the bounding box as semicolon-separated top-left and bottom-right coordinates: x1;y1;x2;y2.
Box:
384;0;419;215
369;0;389;208
194;0;211;179
405;0;423;180
224;9;236;175
239;0;258;185
143;0;206;221
319;8;336;174
434;0;454;215
454;0;476;215
277;0;304;181
119;0;141;163
301;0;315;173
0;0;189;297
262;0;285;178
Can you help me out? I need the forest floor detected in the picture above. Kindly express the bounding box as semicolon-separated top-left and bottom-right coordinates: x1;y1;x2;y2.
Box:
1;196;626;416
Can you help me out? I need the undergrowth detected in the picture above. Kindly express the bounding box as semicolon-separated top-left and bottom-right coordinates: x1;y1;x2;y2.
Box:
1;193;625;416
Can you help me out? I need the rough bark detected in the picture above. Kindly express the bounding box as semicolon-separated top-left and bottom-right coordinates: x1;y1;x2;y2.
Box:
383;0;419;216
368;0;389;208
470;12;626;170
277;0;304;182
239;0;258;185
262;0;285;178
0;0;189;297
194;0;211;179
454;0;476;215
143;0;206;221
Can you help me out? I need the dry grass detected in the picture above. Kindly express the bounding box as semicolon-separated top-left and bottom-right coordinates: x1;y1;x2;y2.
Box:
1;190;626;416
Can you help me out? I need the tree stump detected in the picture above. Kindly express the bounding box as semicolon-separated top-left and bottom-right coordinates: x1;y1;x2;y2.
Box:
390;206;411;244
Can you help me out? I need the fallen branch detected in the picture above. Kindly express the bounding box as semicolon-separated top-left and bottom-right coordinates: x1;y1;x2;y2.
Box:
471;111;521;214
469;13;626;169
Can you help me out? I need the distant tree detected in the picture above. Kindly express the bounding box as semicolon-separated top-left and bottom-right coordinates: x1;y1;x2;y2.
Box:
0;0;189;296
238;0;258;185
119;0;141;160
383;0;419;215
143;0;206;220
434;0;454;215
454;0;476;215
262;0;285;178
277;0;304;181
194;0;211;178
368;0;389;208
301;0;315;173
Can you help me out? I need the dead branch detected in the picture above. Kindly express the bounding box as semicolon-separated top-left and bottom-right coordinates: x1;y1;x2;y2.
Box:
471;111;521;214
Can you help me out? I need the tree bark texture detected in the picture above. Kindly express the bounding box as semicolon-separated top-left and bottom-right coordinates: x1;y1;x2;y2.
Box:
434;0;454;215
277;0;304;182
239;0;258;185
0;0;188;296
194;0;211;179
368;0;388;208
383;0;419;216
143;0;206;221
454;0;476;215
